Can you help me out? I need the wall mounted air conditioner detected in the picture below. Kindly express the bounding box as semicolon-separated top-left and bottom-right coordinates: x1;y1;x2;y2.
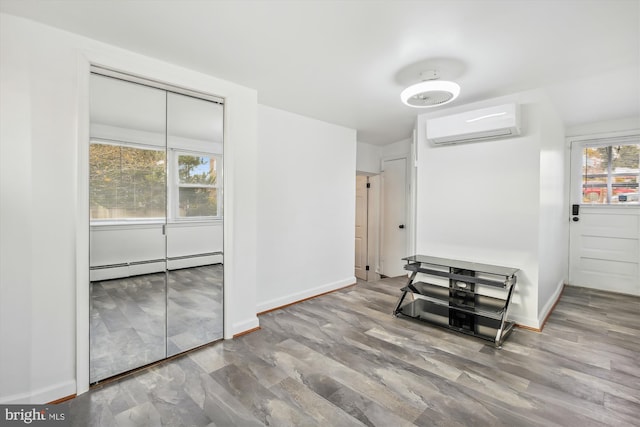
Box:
426;103;521;145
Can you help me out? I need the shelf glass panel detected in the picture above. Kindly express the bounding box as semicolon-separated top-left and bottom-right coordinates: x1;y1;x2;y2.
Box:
403;254;519;277
396;299;512;343
401;282;505;320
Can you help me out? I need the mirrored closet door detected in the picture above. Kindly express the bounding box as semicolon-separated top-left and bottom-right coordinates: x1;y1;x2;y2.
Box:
89;71;224;383
165;92;224;357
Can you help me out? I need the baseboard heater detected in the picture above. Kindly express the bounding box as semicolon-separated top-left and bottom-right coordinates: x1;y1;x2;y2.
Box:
90;259;166;270
167;251;222;262
90;252;223;270
90;252;223;281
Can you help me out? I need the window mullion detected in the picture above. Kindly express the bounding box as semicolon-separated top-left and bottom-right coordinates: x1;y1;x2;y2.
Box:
606;146;613;204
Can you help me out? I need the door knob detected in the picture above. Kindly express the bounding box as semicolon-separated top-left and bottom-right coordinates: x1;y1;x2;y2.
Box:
399;224;405;229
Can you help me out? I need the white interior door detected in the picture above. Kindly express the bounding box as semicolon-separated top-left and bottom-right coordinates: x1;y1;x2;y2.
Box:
568;135;640;296
355;175;368;280
381;158;407;277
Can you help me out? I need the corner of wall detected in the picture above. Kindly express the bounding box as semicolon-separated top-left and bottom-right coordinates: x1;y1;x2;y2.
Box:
256;106;357;317
510;314;541;330
537;279;564;329
229;317;260;339
537;92;569;317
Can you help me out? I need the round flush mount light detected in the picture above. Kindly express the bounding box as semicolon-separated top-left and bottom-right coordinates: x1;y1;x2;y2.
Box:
400;70;460;108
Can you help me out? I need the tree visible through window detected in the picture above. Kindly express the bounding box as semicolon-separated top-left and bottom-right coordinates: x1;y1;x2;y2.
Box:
90;143;222;221
90;144;166;219
582;143;640;204
177;154;219;217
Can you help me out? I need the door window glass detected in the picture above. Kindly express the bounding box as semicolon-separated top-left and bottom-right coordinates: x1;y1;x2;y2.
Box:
582;143;639;204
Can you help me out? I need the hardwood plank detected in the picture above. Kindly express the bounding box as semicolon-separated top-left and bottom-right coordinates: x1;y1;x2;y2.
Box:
63;280;640;426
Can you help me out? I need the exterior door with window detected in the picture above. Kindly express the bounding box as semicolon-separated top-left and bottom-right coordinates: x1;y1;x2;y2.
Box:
569;134;640;296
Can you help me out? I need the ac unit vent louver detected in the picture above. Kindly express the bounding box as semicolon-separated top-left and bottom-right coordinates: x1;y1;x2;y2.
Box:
426;103;521;145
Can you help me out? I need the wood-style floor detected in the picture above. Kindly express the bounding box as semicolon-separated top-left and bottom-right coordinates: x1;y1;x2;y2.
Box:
65;276;640;426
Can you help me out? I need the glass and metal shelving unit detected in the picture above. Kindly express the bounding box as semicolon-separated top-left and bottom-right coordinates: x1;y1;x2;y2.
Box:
393;255;519;347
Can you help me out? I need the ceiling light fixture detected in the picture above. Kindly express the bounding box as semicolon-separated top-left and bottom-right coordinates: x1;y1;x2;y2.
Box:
400;70;460;108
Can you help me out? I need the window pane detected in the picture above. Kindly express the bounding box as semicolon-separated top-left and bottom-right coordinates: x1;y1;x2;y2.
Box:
90;144;166;219
582;144;639;205
178;155;217;185
179;187;217;217
611;144;640;204
582;147;609;203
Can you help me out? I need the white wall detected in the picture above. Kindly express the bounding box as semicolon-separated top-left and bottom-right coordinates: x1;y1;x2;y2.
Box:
566;116;640;137
0;13;258;403
356;137;412;175
381;138;411;160
356;141;381;174
256;105;357;312
415;90;567;327
537;97;568;320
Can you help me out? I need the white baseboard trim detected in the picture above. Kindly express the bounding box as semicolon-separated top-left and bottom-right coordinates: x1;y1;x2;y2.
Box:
256;276;356;314
227;316;260;339
538;279;565;327
508;279;565;331
508;313;540;330
0;380;76;404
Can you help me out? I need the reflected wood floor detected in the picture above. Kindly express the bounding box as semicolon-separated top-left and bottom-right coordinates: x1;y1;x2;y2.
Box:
90;265;223;383
67;277;640;426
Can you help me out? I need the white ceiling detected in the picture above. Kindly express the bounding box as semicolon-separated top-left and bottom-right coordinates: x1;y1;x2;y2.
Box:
1;0;639;145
